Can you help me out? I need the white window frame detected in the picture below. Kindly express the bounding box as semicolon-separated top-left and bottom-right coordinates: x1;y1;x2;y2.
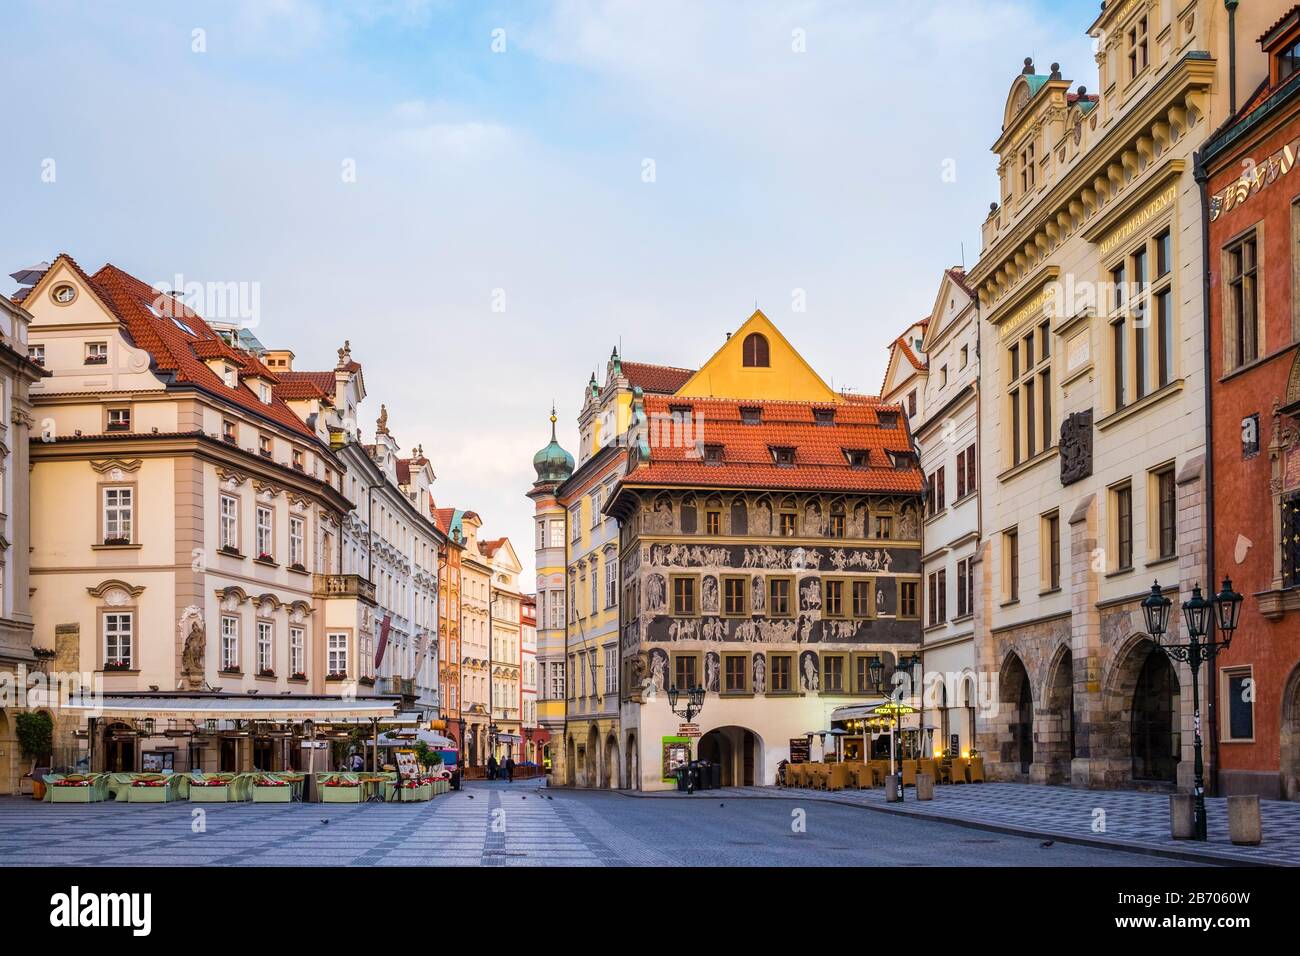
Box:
256;505;274;560
104;612;133;668
257;620;274;674
289;626;305;676
328;632;349;676
221;615;240;671
289;515;305;568
220;494;239;551
103;486;133;543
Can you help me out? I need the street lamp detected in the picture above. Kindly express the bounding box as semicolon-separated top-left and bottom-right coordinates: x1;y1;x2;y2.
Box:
1141;578;1243;841
667;684;705;793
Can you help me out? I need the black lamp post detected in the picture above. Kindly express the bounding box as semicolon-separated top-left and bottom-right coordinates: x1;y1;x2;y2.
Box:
667;683;705;792
1141;577;1243;841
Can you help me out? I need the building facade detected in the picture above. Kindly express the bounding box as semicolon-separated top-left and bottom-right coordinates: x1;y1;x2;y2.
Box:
969;2;1271;789
521;593;539;762
484;536;523;759
21;256;359;772
1202;6;1300;801
607;311;926;790
432;507;464;750
0;291;43;794
902;269;983;756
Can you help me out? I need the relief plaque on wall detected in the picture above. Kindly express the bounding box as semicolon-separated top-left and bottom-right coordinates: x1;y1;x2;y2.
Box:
1059;409;1094;487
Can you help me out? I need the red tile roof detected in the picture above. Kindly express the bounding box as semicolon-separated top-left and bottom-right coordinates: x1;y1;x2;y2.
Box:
431;506;457;536
275;370;337;402
1260;5;1300;45
480;537;506;557
622;395;922;494
623;361;695;394
395;457;412;485
945;267;975;297
83;262;316;438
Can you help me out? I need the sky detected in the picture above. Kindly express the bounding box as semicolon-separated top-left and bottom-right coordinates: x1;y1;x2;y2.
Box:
0;0;1100;582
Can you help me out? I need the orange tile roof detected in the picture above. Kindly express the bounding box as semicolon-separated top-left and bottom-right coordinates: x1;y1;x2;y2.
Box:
275;370;337;402
480;537;506;557
395;457;412;485
623;395;922;494
86;262;316;438
623;361;695;394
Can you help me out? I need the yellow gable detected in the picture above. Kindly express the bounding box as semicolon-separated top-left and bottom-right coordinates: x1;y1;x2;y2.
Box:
674;310;840;402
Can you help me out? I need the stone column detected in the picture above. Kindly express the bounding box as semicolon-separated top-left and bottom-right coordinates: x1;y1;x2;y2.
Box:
1068;493;1105;788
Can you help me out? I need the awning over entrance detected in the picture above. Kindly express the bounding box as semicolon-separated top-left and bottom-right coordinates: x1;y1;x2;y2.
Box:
64;693;408;723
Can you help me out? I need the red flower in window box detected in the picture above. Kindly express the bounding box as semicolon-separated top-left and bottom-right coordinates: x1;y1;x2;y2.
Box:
257;668;276;678
325;671;348;681
290;562;307;573
290;672;307;681
102;536;131;546
131;778;166;787
104;660;131;672
256;552;274;563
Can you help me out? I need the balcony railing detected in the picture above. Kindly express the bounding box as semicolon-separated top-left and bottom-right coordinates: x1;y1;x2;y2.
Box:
313;573;377;604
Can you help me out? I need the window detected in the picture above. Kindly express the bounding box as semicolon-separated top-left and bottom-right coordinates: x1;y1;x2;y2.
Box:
779;510;797;536
742;332;770;367
102;487;133;544
875;515;893;539
705;509;722;534
824;579;845;618
956;557;973;618
221;616;240;671
257;621;273;674
1044;512;1061;591
960;345;969;369
604;645;618;694
104;612;133;669
844;449;870;468
548;590;564;629
1223;669;1254;741
673;654;698;691
813;408;835;425
256;506;274;560
220;495;239;551
52;283;76;304
1019;140;1035;193
822;655;845;693
769;577;792;617
590;489;602;528
569;504;582;541
703;443;725;463
877;411;899;428
1004;529;1020;602
927;570;947;626
723;576;746;616
85;341;108;365
740;406;762;425
1227;233;1259;370
724;654;747;693
1113;483;1134;571
1007;323;1052;466
827;510;845;537
289;516;305;568
770;655;792;693
292;449;304;471
957;443;976;499
28;343;45;367
605;555;618;607
258;434;272;458
258;382;272;404
927;467;946;516
1128;15;1148;79
672;577;696;616
222;419;237;444
290;627;304;676
549;521;565;548
1281;38;1300;82
939;365;948;387
900;581;919;618
590;563;598;610
106;407;131;432
852;580;872;618
327;632;348;676
907;390;917;416
550;661;565;700
770;446;795;466
856;656;875;694
1155;467;1176;560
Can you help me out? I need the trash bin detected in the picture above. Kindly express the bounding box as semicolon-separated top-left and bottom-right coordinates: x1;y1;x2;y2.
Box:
675;766;689;792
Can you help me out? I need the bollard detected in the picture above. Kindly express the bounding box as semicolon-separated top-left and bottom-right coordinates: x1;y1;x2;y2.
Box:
1228;794;1262;846
916;773;934;801
1169;794;1195;839
885;774;902;803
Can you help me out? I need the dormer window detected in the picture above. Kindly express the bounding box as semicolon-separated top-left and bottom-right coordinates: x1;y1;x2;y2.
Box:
770;446;795;467
703;443;725;464
740;406;762;425
52;284;76;304
257;381;272;404
889;450;917;470
844;449;870;469
877;411;899;428
222;365;238;388
1278;37;1300;82
85;342;108;365
669;403;692;417
258;435;272;458
813;408;835;425
106;408;131;432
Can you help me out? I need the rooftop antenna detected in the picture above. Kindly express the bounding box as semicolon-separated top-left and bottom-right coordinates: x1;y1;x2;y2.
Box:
960;241;966;269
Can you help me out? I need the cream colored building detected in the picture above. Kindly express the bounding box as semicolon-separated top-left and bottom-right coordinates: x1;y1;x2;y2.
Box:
969;3;1271;788
458;511;492;765
20;256;362;772
0;290;44;793
484;537;523;758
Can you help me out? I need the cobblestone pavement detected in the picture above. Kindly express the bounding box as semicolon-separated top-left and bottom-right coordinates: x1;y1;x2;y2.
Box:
635;782;1300;866
0;781;1192;867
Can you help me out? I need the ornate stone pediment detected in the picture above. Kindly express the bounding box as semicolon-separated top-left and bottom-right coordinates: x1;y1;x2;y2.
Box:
87;578;145;601
90;458;142;475
217;466;248;487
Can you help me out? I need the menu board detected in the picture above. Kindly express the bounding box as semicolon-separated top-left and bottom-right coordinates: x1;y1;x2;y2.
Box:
395;750;419;780
789;738;810;764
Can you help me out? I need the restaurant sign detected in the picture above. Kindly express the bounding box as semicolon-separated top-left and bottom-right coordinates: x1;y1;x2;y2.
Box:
1210;138;1300;222
677;723;702;738
789;738;810;763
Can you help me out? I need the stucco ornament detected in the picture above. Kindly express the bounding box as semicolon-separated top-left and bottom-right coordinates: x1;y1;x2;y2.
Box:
180;606;206;687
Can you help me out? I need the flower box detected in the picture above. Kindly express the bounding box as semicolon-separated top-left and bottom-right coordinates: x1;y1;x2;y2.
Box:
321;784;362;803
51;781;103;803
325;672;348;681
103;661;132;672
102;536;131;546
189;783;229;802
252;783;291;803
289;672;307;682
257;669;276;679
127;780;173;803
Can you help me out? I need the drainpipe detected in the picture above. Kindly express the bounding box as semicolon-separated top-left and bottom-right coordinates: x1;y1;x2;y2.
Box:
1194;148;1221;795
1225;0;1239;117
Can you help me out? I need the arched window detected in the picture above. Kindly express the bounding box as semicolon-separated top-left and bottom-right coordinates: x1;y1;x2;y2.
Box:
742;332;770;367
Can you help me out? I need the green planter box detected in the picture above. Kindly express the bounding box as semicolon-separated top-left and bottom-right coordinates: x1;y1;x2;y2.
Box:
321;785;362;803
50;786;98;803
127;785;172;803
189;785;230;803
252;785;292;803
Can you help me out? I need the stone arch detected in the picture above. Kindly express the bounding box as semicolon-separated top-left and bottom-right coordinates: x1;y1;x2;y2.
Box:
995;651;1033;777
1103;631;1180;788
1281;664;1300;801
679;494;698;534
827;496;848;537
625;731;639;790
752;494;774;535
1039;643;1075;783
697;725;764;786
585;724;600;788
603;734;619;789
729;494;748;536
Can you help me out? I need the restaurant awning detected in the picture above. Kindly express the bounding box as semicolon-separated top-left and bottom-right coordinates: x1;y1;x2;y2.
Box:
63;693;409;723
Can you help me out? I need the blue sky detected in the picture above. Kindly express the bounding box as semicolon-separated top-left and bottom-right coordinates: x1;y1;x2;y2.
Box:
1;0;1100;579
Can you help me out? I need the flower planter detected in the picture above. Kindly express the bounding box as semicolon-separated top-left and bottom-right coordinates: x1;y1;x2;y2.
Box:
51;785;99;803
189;784;230;803
127;784;172;803
321;784;362;803
252;784;291;803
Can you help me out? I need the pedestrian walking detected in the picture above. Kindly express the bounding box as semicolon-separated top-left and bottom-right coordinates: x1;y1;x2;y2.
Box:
487;754;498;780
504;756;515;782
